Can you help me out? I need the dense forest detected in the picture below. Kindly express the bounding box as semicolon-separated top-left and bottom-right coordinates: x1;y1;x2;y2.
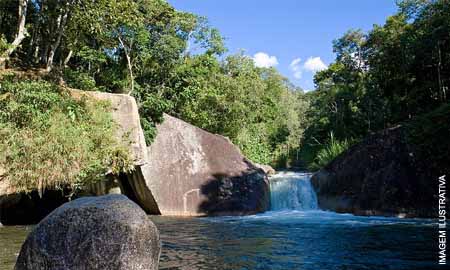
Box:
0;0;449;192
303;0;450;170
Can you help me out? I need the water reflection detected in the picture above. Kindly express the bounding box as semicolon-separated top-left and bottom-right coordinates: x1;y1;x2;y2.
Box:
0;211;438;270
151;211;436;270
0;226;32;270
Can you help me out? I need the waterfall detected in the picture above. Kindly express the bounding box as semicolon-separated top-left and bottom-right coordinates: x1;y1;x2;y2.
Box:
269;172;319;211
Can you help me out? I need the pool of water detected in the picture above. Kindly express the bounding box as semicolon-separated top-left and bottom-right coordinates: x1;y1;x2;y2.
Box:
0;171;441;270
153;211;438;270
1;211;437;270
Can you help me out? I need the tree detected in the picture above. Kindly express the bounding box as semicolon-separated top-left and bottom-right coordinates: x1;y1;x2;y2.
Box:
301;0;450;169
0;0;28;66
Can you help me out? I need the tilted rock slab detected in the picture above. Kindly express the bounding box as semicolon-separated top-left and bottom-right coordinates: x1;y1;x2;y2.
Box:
70;92;270;216
70;89;160;211
135;114;270;216
15;194;160;270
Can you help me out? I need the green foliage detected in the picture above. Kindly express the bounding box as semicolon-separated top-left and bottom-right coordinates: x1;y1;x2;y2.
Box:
405;103;450;176
1;0;446;174
63;69;97;91
235;124;273;165
309;132;352;171
0;34;10;53
0;0;308;168
0;80;133;194
172;53;308;166
303;0;450;169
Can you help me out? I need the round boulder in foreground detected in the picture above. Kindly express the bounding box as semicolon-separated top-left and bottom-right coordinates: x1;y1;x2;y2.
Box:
15;194;160;270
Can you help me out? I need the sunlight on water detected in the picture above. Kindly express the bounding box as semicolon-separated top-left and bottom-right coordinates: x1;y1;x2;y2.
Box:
0;171;438;270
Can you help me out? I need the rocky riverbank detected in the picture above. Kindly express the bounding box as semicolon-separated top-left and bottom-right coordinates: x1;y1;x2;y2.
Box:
311;124;448;218
0;90;270;225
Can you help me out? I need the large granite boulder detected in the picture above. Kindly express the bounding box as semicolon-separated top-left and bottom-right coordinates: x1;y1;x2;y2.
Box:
133;114;270;216
15;194;160;270
311;126;438;218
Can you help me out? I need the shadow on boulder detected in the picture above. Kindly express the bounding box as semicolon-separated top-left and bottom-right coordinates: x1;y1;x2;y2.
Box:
198;165;270;216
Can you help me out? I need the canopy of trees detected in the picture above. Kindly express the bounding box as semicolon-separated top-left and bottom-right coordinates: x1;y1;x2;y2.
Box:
302;0;450;168
1;0;448;173
0;0;307;167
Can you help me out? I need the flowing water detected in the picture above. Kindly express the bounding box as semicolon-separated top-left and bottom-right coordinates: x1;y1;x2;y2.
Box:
0;172;439;269
269;172;318;210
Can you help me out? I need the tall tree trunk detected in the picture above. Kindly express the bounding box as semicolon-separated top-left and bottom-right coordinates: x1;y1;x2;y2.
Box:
63;50;73;67
118;35;134;95
0;0;29;67
46;7;69;72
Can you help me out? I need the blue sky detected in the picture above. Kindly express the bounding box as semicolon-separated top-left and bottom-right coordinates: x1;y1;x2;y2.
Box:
168;0;398;91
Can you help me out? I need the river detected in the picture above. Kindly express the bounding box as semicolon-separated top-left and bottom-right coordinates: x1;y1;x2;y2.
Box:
0;172;438;269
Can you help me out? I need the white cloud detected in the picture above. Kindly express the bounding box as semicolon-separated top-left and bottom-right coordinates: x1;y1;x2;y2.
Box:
290;58;302;67
253;52;279;68
303;57;327;72
289;56;327;80
289;58;303;79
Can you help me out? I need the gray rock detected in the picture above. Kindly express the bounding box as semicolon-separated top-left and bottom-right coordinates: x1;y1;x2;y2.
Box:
15;194;160;270
131;114;270;216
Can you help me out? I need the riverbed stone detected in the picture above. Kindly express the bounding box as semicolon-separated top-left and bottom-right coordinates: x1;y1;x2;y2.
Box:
14;194;160;270
255;163;276;175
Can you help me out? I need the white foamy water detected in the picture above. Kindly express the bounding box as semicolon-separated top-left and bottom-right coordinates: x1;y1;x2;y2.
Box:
269;171;319;211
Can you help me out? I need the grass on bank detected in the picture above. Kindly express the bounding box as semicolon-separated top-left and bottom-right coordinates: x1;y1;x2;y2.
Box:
307;132;353;171
0;77;134;195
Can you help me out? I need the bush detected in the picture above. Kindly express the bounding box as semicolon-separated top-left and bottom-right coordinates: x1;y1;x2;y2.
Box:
235;124;273;165
0;79;133;195
0;34;10;53
309;132;352;171
63;69;97;91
